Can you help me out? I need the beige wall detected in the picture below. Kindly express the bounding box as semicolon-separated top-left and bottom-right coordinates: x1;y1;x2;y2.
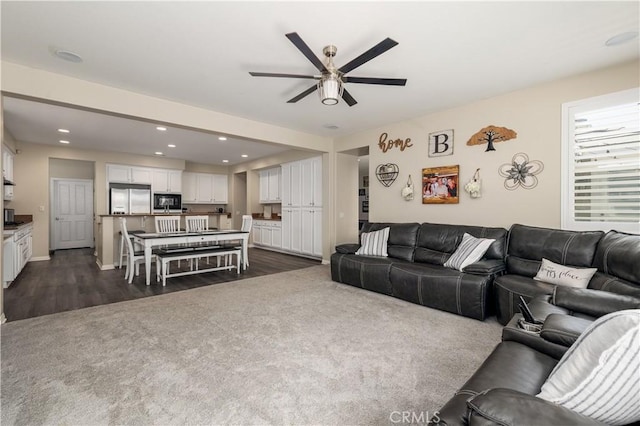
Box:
50;158;94;179
335;60;640;230
334;152;359;244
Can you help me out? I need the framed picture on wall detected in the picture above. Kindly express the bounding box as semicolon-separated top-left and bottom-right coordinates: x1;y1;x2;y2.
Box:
358;188;366;196
362;201;369;213
363;176;369;188
422;165;459;204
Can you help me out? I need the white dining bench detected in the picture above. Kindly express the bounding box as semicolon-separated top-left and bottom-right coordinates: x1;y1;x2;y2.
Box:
155;245;241;286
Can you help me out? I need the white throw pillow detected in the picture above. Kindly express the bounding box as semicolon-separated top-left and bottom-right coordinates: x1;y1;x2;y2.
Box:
355;227;390;257
533;258;597;289
537;309;640;425
443;233;495;271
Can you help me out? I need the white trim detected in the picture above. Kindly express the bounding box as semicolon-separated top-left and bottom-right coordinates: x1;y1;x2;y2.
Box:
96;259;115;270
28;256;51;262
0;313;6;324
561;87;640;234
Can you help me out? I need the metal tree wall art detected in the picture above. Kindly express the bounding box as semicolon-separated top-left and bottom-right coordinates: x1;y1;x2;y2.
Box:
467;125;517;151
498;152;544;190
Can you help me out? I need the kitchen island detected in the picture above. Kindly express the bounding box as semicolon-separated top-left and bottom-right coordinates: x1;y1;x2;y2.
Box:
96;212;233;270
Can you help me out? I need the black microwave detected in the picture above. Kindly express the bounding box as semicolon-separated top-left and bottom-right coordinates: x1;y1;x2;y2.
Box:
153;193;182;211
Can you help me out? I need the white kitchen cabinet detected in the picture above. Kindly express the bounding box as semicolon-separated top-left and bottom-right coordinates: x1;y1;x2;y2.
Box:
152;169;182;193
107;164;153;184
3;146;15;183
300;207;322;256
259;167;281;203
271;221;282;248
182;172;228;204
253;220;282;250
281;208;302;253
182;172;197;202
3;223;33;288
301;156;322;207
281;161;301;207
212;174;228;203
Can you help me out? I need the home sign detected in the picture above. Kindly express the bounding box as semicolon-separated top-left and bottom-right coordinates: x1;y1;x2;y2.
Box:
378;132;413;153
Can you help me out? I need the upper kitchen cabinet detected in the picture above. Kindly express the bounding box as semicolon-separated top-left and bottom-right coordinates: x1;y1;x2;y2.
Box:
107;164;153;184
2;145;15;183
259;167;281;203
182;172;228;204
152;169;182;193
281;161;301;207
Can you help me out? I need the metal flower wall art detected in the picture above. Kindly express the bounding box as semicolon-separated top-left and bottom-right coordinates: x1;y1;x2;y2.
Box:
498;152;544;190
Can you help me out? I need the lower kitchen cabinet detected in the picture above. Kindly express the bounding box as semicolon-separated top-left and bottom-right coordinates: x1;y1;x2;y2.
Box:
252;220;282;250
3;223;33;288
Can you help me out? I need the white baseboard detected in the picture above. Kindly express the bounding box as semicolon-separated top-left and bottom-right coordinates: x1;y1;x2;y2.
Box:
96;259;115;270
321;259;329;265
0;313;6;324
29;256;51;262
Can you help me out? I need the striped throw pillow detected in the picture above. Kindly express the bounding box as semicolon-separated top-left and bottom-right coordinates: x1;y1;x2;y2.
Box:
537;309;640;425
355;227;390;257
443;232;495;271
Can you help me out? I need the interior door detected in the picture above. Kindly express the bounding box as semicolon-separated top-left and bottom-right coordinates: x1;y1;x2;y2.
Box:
52;179;94;250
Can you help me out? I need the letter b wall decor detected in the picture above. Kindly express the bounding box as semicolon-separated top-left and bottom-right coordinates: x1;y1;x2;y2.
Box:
428;129;454;157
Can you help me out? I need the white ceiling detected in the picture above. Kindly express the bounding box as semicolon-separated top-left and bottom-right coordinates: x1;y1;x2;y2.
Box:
1;1;638;164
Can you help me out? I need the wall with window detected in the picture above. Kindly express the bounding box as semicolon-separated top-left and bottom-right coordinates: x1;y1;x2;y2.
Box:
335;60;639;230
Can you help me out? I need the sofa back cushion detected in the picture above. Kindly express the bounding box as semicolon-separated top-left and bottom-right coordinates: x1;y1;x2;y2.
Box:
414;223;507;266
361;222;420;262
506;224;603;277
592;230;640;286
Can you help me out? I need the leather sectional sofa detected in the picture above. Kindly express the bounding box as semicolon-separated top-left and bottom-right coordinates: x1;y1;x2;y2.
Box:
434;286;640;425
331;222;508;320
495;224;640;324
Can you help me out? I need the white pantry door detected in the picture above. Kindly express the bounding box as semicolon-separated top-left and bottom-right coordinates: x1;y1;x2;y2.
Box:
52;179;94;250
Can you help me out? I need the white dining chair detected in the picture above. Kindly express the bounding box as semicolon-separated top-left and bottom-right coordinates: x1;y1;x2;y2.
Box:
185;215;209;232
155;215;182;268
221;214;253;267
155;215;181;233
119;217;156;284
186;215;212;268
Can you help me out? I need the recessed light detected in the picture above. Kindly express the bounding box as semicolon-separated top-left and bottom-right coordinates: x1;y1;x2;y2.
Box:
218;137;227;141
156;126;167;131
53;49;83;63
605;31;638;46
154;151;163;156
59;140;70;144
167;144;176;148
222;160;229;163
241;154;248;158
58;128;70;133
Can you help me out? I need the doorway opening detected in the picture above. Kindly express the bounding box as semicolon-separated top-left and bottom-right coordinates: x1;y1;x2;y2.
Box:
49;158;95;252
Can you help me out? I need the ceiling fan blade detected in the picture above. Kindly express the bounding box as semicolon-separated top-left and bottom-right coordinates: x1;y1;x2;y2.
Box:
287;85;317;103
338;38;399;74
285;32;328;73
249;72;318;80
341;88;357;107
344;76;407;86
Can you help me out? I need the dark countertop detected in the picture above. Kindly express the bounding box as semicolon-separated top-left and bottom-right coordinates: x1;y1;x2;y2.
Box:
4;215;34;230
99;212;231;218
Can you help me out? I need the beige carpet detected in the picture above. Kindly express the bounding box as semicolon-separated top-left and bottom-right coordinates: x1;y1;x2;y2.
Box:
1;265;502;425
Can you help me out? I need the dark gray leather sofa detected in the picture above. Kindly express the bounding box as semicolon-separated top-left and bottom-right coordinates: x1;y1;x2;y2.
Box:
330;222;508;320
494;225;640;324
434;287;640;426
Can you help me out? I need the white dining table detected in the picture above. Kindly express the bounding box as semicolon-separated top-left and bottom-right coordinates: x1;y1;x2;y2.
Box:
131;229;250;285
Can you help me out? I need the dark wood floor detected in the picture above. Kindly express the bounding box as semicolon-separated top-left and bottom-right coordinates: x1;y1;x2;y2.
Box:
3;247;320;322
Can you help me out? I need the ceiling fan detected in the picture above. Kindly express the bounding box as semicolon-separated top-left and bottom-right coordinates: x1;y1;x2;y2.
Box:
249;32;407;106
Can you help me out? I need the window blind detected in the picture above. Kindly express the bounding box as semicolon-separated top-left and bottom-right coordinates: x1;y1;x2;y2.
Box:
572;101;640;224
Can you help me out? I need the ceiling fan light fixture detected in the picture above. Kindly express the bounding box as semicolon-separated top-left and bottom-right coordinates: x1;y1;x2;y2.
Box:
318;75;343;105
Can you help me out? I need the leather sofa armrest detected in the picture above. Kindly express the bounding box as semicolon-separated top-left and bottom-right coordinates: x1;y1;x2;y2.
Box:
335;243;360;254
553;286;640;318
466;388;605;426
463;259;506;275
539;314;592;347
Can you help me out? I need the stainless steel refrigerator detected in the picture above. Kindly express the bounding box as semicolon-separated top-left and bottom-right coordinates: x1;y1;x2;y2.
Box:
109;184;151;214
